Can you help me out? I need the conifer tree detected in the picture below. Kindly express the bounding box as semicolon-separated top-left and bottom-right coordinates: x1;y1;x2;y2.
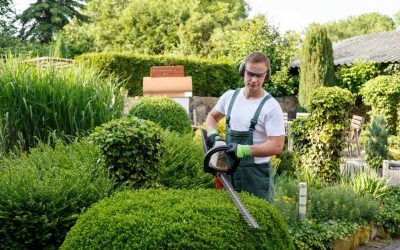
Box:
298;24;335;109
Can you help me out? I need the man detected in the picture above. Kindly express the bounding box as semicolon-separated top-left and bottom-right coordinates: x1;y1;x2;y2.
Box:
205;52;285;203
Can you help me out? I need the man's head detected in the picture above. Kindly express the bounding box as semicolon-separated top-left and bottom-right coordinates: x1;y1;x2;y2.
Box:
239;52;271;83
239;52;271;95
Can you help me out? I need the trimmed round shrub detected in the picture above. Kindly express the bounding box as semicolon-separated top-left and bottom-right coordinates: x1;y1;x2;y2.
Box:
0;140;114;249
129;96;192;134
89;116;164;188
61;189;294;250
159;130;213;189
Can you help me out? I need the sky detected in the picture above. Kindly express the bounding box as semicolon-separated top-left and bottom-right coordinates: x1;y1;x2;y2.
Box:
13;0;400;33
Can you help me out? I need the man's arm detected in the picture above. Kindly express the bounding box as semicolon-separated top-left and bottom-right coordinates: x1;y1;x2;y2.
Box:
205;107;225;132
249;136;285;157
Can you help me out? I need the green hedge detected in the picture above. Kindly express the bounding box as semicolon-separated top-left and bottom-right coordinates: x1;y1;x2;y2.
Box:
129;96;192;134
75;52;242;96
61;189;294;250
0;140;114;249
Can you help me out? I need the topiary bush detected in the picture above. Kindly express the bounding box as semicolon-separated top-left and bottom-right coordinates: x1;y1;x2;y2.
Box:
291;86;355;181
0;139;114;249
89;116;164;188
159;130;213;189
129;96;192;134
360;75;400;135
61;189;294;250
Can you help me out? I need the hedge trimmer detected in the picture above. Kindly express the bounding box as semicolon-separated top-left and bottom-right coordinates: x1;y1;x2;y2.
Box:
201;129;259;229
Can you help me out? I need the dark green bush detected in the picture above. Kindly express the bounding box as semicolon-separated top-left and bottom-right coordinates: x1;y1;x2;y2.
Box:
291;86;354;181
276;151;296;176
360;75;400;135
61;189;294;250
130;96;192;134
0;140;114;249
75;52;241;96
159;130;213;188
89;116;164;188
361;115;389;169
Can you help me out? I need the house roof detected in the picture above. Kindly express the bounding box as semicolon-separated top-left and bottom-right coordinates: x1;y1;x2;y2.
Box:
291;31;400;68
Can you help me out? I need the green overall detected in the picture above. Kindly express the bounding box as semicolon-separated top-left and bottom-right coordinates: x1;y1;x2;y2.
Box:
226;89;274;203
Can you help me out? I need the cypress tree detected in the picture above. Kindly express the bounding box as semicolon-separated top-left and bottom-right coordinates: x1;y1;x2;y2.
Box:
298;24;335;109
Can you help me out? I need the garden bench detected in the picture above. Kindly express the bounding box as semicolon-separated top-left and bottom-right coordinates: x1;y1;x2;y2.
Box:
346;115;365;158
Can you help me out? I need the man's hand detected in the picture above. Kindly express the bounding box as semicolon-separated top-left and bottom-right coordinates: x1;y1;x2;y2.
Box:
226;143;253;159
206;129;224;148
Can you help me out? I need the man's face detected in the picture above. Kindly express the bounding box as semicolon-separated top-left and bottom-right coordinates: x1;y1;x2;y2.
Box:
244;61;268;93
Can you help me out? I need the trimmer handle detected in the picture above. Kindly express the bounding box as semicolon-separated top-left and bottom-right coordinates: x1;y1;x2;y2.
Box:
203;145;240;175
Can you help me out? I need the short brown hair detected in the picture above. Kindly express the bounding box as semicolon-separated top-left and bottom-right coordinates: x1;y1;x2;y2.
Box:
244;52;271;81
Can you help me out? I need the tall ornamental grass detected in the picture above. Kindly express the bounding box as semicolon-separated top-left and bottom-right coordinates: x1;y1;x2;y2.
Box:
0;58;124;152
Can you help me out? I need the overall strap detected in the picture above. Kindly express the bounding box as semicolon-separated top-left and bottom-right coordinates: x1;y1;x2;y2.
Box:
226;88;241;128
249;93;272;131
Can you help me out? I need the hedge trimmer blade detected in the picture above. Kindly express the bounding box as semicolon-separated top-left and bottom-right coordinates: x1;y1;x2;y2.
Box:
201;129;259;229
217;173;260;229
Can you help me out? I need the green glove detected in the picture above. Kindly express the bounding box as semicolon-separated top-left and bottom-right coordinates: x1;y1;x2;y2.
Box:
226;143;253;159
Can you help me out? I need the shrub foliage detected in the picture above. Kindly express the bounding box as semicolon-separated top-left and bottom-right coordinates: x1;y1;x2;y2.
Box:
291;86;354;181
89;116;164;188
0;140;114;249
360;75;400;135
129;96;192;134
61;189;294;250
159;130;213;189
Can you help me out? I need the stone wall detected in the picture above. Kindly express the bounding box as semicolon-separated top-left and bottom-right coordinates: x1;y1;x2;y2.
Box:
189;96;300;126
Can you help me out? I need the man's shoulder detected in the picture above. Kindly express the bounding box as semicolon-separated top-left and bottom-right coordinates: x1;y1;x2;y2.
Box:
221;88;242;99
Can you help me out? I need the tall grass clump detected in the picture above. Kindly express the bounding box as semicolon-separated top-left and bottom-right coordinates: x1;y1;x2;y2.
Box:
0;57;124;152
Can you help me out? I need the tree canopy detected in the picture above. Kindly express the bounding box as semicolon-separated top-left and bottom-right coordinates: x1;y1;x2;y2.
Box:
17;0;87;43
63;0;248;55
321;12;396;42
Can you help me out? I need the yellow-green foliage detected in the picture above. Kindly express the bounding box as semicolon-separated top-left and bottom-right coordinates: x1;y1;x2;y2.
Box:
193;117;226;146
61;189;294;250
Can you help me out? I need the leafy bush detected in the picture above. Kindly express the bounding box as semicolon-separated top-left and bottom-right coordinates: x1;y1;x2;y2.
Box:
336;61;380;94
376;185;400;237
61;189;294;250
75;52;241;96
291;86;354;181
360;115;389;169
360;75;400;135
89;116;164;188
159;130;213;189
0;140;114;249
129;96;192;134
0;57;123;153
349;171;389;198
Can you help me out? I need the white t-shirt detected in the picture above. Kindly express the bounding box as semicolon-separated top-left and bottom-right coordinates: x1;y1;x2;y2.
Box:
215;88;285;164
